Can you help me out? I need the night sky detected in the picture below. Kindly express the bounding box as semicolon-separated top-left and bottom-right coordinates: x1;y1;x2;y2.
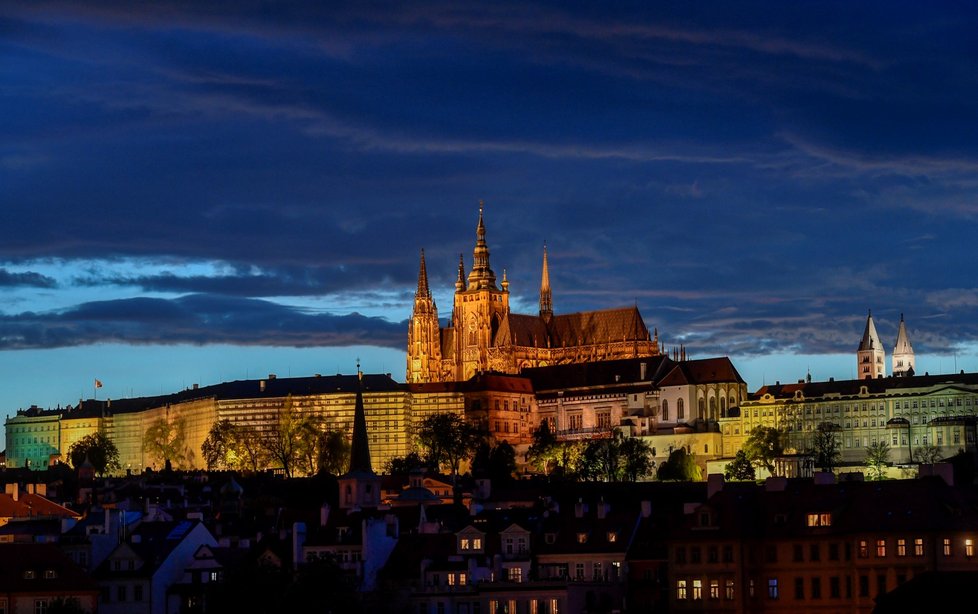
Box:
2;2;978;418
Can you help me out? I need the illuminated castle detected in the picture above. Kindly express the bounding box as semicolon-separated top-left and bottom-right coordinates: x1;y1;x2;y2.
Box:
407;203;660;383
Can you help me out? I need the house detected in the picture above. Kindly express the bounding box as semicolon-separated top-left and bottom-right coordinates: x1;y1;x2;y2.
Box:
0;542;99;613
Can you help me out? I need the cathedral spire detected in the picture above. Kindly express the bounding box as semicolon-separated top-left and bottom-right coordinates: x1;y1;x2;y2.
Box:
857;310;886;379
467;200;497;290
539;241;553;320
455;253;466;292
416;249;431;299
892;313;915;377
347;363;373;475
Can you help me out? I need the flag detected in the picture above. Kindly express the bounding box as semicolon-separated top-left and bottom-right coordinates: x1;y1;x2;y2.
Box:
95;379;103;389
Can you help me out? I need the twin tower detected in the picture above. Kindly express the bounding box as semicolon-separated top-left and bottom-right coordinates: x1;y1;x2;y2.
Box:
858;311;915;379
407;203;660;383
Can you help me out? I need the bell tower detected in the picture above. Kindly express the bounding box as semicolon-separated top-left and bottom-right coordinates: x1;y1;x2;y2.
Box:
892;313;915;377
452;201;510;380
406;249;443;383
857;310;885;379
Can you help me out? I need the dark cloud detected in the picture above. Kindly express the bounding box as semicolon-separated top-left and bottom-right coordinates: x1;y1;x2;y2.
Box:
0;294;407;349
0;269;56;288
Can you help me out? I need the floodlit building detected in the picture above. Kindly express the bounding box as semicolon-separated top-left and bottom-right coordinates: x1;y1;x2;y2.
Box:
406;202;660;383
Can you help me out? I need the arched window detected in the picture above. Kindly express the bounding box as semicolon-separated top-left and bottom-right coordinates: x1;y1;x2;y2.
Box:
709;397;717;420
720;397;727;414
698;398;705;419
677;398;685;420
661;399;670;422
729;396;736;409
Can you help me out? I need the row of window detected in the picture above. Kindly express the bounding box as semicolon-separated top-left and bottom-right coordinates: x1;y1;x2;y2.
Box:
101;583;144;603
677;537;973;566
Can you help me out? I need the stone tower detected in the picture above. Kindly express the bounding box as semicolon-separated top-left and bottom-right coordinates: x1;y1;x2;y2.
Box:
406;249;443;383
857;310;886;379
451;201;510;380
892;313;915;377
338;367;381;510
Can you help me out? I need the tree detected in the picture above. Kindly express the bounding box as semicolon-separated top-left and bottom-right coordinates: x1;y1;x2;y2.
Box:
916;445;943;464
810;423;842;473
314;429;351;476
742;426;786;476
527;420;561;475
68;432;120;476
619;435;656;481
414;412;484;482
260;396;308;478
577;431;654;482
472;441;517;483
142;416;191;470
723;450;756;481
656;446;702;481
865;441;890;480
202;419;243;471
384;451;428;476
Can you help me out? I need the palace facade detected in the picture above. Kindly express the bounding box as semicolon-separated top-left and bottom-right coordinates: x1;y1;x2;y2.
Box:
406;203;660;383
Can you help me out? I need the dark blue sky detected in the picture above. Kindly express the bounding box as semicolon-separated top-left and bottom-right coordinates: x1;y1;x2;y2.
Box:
2;2;978;412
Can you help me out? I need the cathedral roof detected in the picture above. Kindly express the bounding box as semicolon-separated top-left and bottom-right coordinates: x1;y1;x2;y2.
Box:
858;310;883;351
494;313;550;347
547;306;650;347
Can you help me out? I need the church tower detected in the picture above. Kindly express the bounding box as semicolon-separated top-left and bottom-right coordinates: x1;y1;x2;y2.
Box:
452;202;510;380
406;249;442;383
892;313;915;377
857;310;886;379
539;242;553;322
338;366;382;510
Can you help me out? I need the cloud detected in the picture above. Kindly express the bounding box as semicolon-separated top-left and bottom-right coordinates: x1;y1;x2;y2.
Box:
0;294;407;349
0;269;57;288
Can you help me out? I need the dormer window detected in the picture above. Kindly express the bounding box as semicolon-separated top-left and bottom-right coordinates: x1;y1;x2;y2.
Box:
607;531;618;543
44;569;58;579
23;570;35;579
577;532;588;544
806;513;832;527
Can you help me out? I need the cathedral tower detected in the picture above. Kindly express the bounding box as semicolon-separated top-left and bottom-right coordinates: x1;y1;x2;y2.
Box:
338;366;381;510
857;310;885;379
892;313;915;377
452;201;510;380
406;249;442;383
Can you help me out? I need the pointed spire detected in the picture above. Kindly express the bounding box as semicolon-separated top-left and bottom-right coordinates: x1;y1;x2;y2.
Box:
539;241;553;320
415;248;431;299
501;268;509;292
894;313;913;353
467;200;497;289
347;362;373;475
858;309;882;351
455;253;466;292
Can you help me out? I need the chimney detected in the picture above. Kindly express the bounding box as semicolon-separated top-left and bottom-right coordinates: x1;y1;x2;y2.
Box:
574;499;587;518
193;383;199;390
5;483;18;501
640;362;647;380
260;380;266;392
597;499;609;519
269;373;277;380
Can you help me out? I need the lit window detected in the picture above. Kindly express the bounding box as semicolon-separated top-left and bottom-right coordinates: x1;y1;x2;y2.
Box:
677;580;688;600
607;532;617;543
806;513;832;527
577;533;588;544
507;567;522;583
460;538;470;551
897;539;906;557
944;538;952;557
966;539;974;558
710;579;719;599
876;540;886;557
473;538;482;550
725;579;735;600
692;579;702;600
858;540;869;558
768;578;779;599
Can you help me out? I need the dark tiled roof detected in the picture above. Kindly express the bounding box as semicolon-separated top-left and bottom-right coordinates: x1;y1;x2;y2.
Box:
522;356;674;392
547;307;650;348
658;357;746;387
753;371;978;399
0;543;98;593
61;373;403;418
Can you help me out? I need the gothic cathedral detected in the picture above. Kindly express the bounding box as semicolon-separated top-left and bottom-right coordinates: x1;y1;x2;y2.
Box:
407;203;660;383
